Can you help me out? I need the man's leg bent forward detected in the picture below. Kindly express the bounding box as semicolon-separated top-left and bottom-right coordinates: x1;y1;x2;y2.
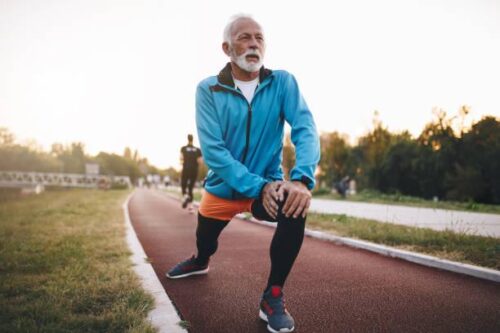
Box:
251;196;306;289
166;213;229;279
252;195;305;333
195;213;229;265
166;191;251;279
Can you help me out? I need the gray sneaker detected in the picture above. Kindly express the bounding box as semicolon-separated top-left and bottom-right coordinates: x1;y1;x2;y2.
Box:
166;255;209;279
259;286;295;333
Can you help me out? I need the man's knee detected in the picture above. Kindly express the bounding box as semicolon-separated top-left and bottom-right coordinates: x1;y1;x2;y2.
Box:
274;192;288;213
275;193;307;224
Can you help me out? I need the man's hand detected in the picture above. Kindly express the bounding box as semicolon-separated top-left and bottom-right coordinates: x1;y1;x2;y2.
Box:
276;181;312;219
261;181;282;219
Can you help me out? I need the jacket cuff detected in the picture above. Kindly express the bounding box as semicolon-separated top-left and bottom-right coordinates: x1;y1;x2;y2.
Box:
258;181;270;199
291;175;314;190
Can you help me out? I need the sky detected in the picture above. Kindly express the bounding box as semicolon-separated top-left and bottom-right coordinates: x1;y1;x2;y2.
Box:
1;0;499;169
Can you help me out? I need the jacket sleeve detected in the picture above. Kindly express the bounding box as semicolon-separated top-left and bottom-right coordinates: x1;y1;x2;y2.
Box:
282;73;321;190
195;83;268;198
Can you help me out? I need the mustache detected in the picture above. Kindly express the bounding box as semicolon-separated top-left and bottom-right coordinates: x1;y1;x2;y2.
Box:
244;49;261;58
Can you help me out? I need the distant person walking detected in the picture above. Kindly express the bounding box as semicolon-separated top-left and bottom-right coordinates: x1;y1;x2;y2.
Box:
180;134;202;213
335;176;350;198
167;14;320;333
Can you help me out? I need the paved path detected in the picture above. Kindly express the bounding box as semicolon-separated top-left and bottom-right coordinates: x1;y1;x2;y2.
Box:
128;189;500;333
310;198;500;237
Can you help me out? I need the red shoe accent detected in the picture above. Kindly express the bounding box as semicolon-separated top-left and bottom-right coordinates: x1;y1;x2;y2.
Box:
261;300;274;315
271;286;282;298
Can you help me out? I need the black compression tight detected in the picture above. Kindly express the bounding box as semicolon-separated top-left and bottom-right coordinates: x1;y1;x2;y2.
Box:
195;214;229;265
252;197;306;289
195;197;306;289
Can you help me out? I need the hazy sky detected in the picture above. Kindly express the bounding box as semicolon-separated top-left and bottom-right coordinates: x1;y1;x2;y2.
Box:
1;0;499;169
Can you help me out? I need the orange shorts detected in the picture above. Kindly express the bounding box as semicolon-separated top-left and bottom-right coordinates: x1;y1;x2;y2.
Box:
199;190;254;221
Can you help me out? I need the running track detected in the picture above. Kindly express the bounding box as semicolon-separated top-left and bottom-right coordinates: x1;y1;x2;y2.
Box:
128;189;500;333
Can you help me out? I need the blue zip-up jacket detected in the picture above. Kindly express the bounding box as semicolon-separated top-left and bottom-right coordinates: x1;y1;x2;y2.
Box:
196;63;320;200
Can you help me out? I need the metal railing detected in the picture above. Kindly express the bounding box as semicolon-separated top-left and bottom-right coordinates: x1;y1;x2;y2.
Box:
0;171;131;189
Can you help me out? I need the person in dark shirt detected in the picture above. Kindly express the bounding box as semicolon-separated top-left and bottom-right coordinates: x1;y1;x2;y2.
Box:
180;134;202;212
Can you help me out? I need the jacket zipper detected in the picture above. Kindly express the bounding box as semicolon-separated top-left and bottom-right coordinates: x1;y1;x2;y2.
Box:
241;103;252;164
215;83;265;199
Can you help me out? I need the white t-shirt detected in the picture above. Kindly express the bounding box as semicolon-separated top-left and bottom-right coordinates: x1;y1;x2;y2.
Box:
234;77;259;103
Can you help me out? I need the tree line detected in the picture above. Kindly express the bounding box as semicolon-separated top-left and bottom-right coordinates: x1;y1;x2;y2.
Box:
283;107;500;204
2;106;499;204
0;128;169;185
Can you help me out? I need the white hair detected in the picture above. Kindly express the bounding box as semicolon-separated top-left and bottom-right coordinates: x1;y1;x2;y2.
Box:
223;14;263;45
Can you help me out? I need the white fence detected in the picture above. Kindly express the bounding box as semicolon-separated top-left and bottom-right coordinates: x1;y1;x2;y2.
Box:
0;171;131;189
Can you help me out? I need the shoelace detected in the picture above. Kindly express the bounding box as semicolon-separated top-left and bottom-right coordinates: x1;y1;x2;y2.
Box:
267;295;287;314
175;256;196;270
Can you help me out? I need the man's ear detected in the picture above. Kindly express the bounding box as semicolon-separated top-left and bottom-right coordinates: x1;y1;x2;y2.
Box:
222;42;231;56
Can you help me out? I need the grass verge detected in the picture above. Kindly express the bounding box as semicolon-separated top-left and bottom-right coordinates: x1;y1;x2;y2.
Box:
313;189;500;215
307;212;500;270
0;189;156;333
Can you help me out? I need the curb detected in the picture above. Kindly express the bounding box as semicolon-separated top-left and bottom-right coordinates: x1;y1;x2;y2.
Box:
123;192;187;333
240;215;500;284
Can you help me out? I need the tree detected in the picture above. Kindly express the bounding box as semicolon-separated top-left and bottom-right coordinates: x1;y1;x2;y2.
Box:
445;164;485;202
318;132;352;188
417;108;458;199
457;116;500;203
356;118;395;189
0;129;61;172
0;144;61;172
123;147;133;160
0;127;15;146
164;167;181;183
379;137;420;195
95;152;142;183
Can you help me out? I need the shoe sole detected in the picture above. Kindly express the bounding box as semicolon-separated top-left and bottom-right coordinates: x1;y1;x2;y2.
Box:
259;309;295;333
166;267;209;279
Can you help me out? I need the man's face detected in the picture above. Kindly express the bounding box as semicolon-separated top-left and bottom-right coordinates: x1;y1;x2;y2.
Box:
224;18;266;73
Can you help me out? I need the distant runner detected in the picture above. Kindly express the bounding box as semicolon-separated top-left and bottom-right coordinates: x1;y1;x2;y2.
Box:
180;134;202;213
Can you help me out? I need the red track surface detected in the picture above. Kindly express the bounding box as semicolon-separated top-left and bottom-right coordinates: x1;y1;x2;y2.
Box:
128;189;500;333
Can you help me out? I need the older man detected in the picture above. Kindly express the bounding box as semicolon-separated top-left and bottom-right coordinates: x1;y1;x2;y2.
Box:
167;14;320;333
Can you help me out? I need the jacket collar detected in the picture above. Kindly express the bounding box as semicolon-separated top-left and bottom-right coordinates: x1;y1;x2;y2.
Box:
217;62;272;87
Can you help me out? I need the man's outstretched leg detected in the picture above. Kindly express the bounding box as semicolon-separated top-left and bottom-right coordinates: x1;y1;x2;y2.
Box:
252;197;306;333
166;213;229;279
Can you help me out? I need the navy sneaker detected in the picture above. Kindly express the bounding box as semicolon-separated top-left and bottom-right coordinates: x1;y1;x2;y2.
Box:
166;255;209;279
259;286;295;333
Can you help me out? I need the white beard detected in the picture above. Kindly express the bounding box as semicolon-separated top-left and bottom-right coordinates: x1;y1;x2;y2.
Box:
230;49;264;73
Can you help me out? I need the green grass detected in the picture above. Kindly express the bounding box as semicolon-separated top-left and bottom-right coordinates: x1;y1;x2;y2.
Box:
178;320;192;329
313;189;500;214
0;188;22;202
307;212;500;270
0;189;156;333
